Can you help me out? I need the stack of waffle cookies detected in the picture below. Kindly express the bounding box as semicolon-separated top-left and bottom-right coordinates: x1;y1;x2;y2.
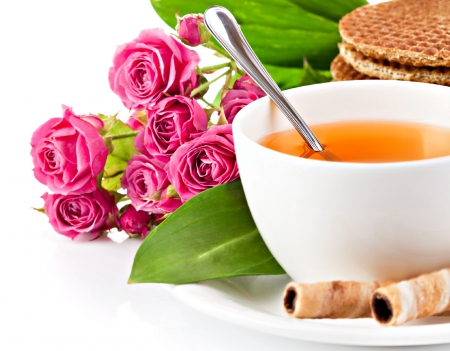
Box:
331;0;450;86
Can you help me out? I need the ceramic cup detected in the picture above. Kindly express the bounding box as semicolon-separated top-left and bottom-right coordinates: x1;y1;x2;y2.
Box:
233;80;450;283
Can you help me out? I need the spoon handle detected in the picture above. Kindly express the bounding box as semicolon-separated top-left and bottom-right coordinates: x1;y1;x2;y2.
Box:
203;6;324;152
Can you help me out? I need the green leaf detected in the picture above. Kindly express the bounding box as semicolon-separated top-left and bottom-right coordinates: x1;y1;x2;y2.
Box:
129;180;285;284
288;0;368;22
101;158;126;191
98;113;118;136
104;120;137;161
298;59;331;86
239;24;340;70
265;64;331;90
102;120;137;191
152;0;338;32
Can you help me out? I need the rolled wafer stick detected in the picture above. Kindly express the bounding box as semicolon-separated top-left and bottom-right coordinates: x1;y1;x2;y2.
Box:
283;280;392;319
371;268;450;326
436;311;450;317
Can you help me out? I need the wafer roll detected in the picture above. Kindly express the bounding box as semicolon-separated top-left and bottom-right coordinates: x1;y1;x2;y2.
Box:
283;280;391;319
437;311;450;317
371;268;450;326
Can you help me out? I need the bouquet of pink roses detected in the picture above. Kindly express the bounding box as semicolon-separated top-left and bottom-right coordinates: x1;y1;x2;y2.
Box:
31;15;266;243
30;0;357;283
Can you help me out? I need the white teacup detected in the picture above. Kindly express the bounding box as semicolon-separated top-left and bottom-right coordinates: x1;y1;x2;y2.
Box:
233;80;450;283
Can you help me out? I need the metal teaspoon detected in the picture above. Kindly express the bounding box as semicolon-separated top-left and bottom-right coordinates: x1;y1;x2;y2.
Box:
204;6;339;161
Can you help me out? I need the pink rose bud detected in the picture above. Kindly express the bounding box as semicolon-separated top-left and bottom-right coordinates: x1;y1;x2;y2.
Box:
233;74;266;98
221;89;259;123
109;28;200;110
121;154;170;213
119;205;152;237
126;110;146;131
31;105;108;195
167;125;239;202
134;95;208;161
42;188;118;239
176;14;211;47
152;213;166;226
157;186;182;213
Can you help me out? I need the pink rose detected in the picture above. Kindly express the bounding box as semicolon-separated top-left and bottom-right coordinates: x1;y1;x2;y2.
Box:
31;105;108;195
167;125;239;202
108;28;200;110
119;204;152;237
176;14;211;47
221;89;259;123
233;74;266;98
42;188;117;239
121;154;172;213
134;96;208;161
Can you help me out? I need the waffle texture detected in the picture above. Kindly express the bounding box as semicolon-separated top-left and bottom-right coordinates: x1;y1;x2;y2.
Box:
331;55;374;81
339;0;450;67
339;42;450;85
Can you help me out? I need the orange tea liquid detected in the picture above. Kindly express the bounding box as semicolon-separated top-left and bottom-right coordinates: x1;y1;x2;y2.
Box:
260;121;450;163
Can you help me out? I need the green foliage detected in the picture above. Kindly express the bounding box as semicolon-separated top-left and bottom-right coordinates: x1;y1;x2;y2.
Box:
288;0;368;22
298;59;331;86
98;113;118;136
102;120;137;191
266;64;331;90
129;180;285;284
150;0;367;76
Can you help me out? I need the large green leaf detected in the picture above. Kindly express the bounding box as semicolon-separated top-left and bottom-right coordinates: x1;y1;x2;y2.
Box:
153;0;337;32
129;180;285;284
239;25;339;69
289;0;368;22
150;0;366;70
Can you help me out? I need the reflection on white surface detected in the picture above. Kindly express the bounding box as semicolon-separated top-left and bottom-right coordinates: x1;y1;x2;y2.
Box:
4;225;449;350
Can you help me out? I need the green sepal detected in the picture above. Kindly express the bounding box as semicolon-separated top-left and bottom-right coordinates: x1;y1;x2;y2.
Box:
166;184;180;199
98;113;118;137
147;189;162;202
33;207;46;214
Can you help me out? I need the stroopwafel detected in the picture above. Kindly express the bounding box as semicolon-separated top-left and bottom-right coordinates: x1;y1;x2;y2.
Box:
330;54;374;81
339;42;450;85
332;0;450;85
339;0;450;68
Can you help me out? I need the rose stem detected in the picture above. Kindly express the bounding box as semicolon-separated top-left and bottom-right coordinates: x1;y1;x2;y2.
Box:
105;131;139;141
198;62;231;74
190;69;231;97
204;41;232;59
200;97;217;108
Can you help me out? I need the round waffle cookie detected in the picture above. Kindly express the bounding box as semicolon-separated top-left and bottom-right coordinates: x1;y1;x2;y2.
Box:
331;55;374;81
339;0;450;67
339;42;450;86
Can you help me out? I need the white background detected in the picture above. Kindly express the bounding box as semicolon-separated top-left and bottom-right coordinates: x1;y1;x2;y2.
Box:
1;0;449;350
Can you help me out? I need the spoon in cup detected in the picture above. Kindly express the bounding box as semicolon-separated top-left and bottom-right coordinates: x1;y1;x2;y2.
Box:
203;6;339;162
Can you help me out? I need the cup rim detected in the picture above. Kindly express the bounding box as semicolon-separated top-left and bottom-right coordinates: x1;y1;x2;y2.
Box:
232;80;450;169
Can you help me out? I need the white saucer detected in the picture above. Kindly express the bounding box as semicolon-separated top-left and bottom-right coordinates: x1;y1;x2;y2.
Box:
166;275;450;346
